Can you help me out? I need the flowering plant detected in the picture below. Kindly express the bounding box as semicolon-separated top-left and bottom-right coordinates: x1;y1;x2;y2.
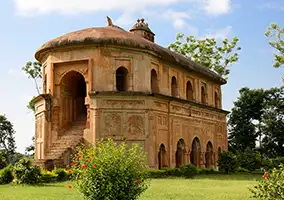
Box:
69;139;149;200
250;164;284;199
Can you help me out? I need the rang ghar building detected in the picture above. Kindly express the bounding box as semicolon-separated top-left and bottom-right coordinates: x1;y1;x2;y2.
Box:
33;17;229;170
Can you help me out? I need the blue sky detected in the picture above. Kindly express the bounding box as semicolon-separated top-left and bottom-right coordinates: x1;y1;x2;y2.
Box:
0;0;283;153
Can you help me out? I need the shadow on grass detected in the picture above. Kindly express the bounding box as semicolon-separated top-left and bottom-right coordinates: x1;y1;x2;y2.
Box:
194;173;262;181
9;182;71;188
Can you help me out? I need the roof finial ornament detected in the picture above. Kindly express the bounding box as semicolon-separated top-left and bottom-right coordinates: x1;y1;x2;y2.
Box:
107;16;113;26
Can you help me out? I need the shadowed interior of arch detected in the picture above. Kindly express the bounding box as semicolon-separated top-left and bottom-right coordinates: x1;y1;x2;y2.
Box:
158;144;167;169
176;139;186;168
190;137;201;167
60;71;87;128
205;141;214;168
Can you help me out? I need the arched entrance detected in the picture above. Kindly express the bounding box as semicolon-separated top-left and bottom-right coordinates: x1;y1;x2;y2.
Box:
158;144;167;169
190;137;201;167
176;139;186;168
60;71;87;128
205;141;214;168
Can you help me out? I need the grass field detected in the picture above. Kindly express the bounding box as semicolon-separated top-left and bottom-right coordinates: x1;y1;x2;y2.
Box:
0;174;261;200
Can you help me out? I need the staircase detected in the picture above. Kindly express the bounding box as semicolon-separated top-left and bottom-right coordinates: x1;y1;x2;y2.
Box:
45;121;85;161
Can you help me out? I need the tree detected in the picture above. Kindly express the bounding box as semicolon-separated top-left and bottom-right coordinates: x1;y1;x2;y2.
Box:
265;23;284;68
261;87;284;158
25;136;35;156
228;88;266;152
168;34;241;79
22;61;42;112
0;115;16;158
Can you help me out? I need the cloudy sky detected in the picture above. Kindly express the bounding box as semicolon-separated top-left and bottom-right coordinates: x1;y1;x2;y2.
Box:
0;0;283;153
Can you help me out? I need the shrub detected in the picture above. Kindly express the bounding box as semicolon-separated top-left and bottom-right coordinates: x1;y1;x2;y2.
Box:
145;169;167;178
14;158;41;184
179;164;198;178
0;152;7;170
217;151;238;174
236;166;249;173
53;168;69;182
250;164;284;199
165;168;181;176
0;165;13;184
236;148;261;172
40;170;57;183
70;139;149;200
198;168;217;174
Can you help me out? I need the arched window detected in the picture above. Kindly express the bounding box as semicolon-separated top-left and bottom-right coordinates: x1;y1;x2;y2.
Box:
201;86;206;104
176;139;186;168
171;76;178;97
215;91;220;108
186;81;194;101
205;142;214;168
190;137;201;167
151;69;159;93
116;67;128;91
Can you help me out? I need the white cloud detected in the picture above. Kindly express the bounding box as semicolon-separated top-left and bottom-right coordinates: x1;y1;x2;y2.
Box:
202;0;232;15
260;2;284;11
205;26;232;40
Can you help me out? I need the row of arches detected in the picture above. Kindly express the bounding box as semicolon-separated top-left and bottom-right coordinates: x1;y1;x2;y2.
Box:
115;67;220;108
158;138;221;169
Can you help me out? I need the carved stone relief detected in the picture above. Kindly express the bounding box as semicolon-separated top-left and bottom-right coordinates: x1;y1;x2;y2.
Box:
103;113;122;136
104;100;145;108
127;115;144;135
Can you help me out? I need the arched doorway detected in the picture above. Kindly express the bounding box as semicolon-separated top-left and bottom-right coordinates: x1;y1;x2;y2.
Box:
60;71;87;128
158;144;167;169
176;139;186;168
151;69;159;93
171;76;178;97
190;137;201;167
116;67;128;91
186;81;193;101
205;141;214;168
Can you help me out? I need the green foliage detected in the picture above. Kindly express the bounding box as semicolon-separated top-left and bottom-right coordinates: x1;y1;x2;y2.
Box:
261;87;284;158
236;148;261;172
251;164;284;199
70;139;149;200
0;165;13;184
236;167;249;173
217;151;238;174
52;168;69;182
0;115;16;158
198;168;218;174
265;23;284;68
228;88;266;152
179;164;198;179
40;170;57;183
14;158;41;184
22;61;42;112
168;34;241;79
145;169;168;178
0;152;7;169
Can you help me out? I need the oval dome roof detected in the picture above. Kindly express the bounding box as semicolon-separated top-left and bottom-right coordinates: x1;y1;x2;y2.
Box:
35;25;226;84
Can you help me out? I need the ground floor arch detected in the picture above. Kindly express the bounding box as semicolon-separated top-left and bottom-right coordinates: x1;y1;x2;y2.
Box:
190;137;201;167
205;141;214;168
60;71;87;128
176;139;186;167
158;144;168;169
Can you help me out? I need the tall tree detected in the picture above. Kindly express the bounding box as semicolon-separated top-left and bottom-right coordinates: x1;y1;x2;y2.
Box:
228;88;266;152
168;34;241;79
22;61;42;112
0;115;16;156
261;87;284;158
265;23;284;68
25;136;35;156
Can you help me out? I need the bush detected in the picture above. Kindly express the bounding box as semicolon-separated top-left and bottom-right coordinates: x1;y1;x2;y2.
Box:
53;168;69;182
14;158;41;184
70;139;149;200
165;168;181;176
40;170;57;183
217;151;238;174
236;148;261;172
145;169;167;178
179;164;198;178
0;166;13;184
0;152;7;170
250;164;284;199
236;166;249;173
198;168;217;174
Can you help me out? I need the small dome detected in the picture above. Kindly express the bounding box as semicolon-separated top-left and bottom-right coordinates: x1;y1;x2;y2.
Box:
130;18;155;35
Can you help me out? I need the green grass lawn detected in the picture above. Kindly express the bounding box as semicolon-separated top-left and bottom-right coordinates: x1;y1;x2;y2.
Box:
0;174;261;200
